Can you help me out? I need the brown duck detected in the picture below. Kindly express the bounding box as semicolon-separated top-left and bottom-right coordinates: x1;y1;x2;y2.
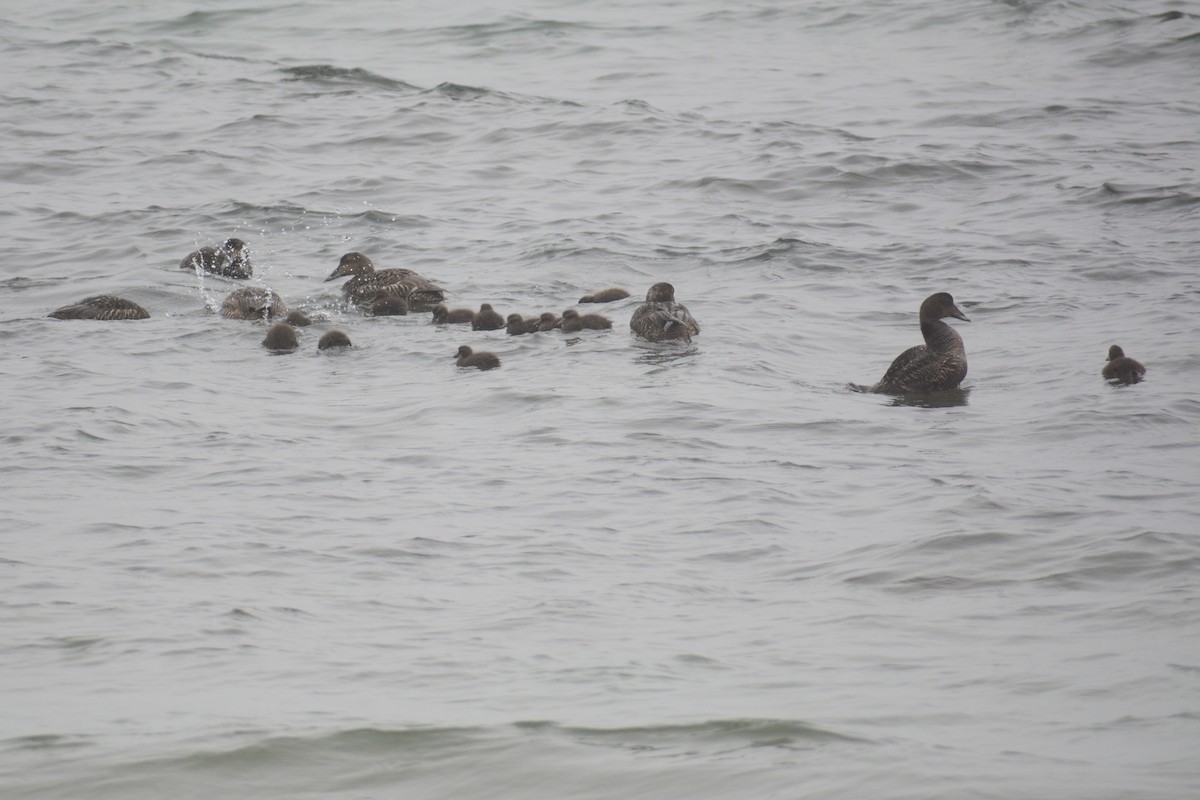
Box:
325;252;445;306
870;293;969;394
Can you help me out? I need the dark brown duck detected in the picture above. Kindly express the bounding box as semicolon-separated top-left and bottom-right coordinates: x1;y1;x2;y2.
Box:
629;282;700;342
221;287;288;320
369;296;410;316
48;295;150;320
1102;345;1145;384
537;312;562;331
325;252;445;306
455;345;500;370
179;238;252;279
870;292;969;394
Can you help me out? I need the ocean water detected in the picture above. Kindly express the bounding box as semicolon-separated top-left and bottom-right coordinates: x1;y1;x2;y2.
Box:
2;1;1199;798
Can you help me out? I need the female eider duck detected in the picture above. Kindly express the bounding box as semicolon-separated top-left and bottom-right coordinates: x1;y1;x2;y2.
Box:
48;295;149;320
870;292;969;394
455;345;500;370
472;303;505;331
221;287;288;320
1102;345;1145;384
262;322;299;351
560;309;613;332
629;282;700;342
579;287;631;304
325;252;445;307
179;238;252;279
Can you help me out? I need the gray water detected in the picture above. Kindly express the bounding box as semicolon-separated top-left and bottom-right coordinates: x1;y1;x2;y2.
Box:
3;1;1199;798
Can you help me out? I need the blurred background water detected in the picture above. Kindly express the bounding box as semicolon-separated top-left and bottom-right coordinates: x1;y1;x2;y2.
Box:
2;1;1199;798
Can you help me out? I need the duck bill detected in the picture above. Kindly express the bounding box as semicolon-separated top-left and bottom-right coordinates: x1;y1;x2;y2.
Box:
951;305;970;322
324;269;344;282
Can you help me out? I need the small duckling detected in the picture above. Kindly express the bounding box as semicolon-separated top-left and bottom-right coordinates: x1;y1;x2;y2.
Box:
1102;345;1146;384
432;304;476;325
456;345;500;370
369;296;410;316
262;322;299;351
578;287;630;303
506;313;540;335
285;310;313;327
537;312;562;331
48;295;150;320
472;303;506;331
318;330;352;350
560;309;613;332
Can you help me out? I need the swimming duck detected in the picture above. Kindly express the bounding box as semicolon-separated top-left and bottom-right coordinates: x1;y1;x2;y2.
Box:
262;322;299;351
472;303;505;331
369;296;409;316
1102;345;1145;384
537;312;562;331
629;282;700;342
221;287;288;320
456;345;500;370
179;238;252;279
318;330;353;350
560;309;613;332
506;313;540;335
870;292;969;394
432;304;475;324
285;310;313;327
325;252;445;306
579;287;631;303
48;295;150;320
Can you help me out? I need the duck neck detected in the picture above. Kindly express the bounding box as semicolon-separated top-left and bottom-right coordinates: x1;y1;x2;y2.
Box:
921;319;963;353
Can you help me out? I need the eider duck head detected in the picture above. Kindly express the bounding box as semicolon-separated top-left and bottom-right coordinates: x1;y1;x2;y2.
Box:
920;292;970;324
1107;344;1126;361
326;252;376;281
645;282;676;302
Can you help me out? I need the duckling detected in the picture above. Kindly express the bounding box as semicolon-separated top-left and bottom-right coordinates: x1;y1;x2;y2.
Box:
472;303;506;331
578;287;630;303
1102;345;1146;384
455;345;500;370
560;309;613;332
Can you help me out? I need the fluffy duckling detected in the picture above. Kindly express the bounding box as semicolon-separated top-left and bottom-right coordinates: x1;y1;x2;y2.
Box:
472;303;505;331
578;287;630;303
560;309;613;332
455;345;500;370
1102;345;1146;384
